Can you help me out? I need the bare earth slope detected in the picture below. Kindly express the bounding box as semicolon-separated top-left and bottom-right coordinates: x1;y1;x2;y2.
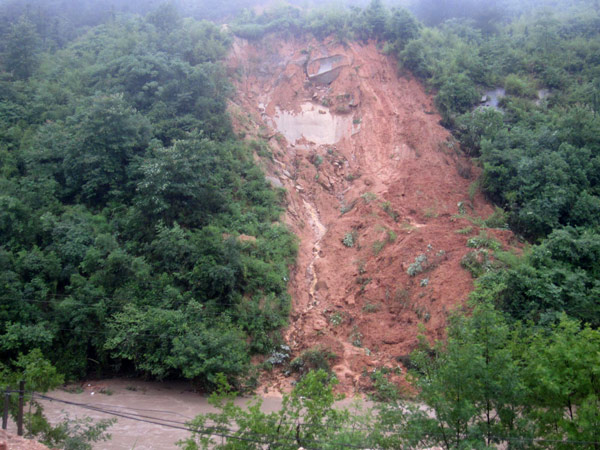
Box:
227;36;514;394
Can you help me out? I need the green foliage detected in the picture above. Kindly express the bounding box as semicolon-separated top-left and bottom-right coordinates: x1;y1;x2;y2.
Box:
435;73;481;125
380;201;399;221
2;17;41;79
362;302;381;313
397;304;530;449
504;74;537;98
407;254;428;276
466;231;502;251
481;227;600;327
342;230;358;248
461;249;493;278
289;347;337;377
361;191;377;204
181;370;375;449
0;9;296;389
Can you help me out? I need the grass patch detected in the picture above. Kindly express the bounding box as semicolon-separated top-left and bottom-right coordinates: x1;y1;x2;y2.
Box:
467;231;502;251
361;191;377;204
455;226;474;235
362;302;381;313
381;201;399;221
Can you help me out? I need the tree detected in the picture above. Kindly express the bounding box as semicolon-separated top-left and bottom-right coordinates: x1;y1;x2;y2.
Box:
2;17;40;79
62;94;151;206
403;304;530;449
181;370;373;449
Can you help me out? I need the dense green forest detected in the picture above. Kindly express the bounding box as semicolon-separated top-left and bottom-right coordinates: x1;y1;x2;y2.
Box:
0;3;296;394
1;0;600;448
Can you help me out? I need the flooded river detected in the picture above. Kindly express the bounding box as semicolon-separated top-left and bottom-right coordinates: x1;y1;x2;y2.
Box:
33;379;285;449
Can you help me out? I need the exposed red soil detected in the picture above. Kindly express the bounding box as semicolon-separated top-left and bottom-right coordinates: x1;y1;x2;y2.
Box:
227;35;516;395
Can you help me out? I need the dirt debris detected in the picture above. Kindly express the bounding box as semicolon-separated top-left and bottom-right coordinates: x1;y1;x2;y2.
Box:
0;431;49;450
228;35;516;394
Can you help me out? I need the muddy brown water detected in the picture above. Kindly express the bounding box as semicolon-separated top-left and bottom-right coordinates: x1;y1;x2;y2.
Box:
31;379;284;449
27;379;367;449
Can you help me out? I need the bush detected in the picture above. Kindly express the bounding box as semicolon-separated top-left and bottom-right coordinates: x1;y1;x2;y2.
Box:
460;249;492;278
290;346;337;376
342;230;358;247
504;74;537;98
407;254;428;276
466;231;502;251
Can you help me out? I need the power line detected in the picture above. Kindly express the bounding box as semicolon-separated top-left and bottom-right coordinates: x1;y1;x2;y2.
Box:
31;392;600;448
33;393;377;449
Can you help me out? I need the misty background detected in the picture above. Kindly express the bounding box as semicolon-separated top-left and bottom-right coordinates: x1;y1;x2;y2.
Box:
1;0;597;50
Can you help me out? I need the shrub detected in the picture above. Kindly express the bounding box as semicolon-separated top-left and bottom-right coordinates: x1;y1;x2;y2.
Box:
484;207;508;229
407;254;428;276
362;302;381;313
361;192;377;204
290;346;337;375
372;240;385;255
328;311;346;326
342;230;358;247
467;231;502;251
456;226;474;235
504;74;537;98
460;249;492;278
350;326;363;347
381;201;399;221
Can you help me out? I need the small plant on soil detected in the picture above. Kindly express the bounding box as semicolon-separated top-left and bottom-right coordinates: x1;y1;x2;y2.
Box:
342;230;357;247
372;240;385;255
312;154;324;168
361;191;377;204
266;345;291;366
407;254;428;276
415;306;431;322
329;311;345;326
484;207;508;228
381;201;399;221
340;199;356;214
354;259;367;274
394;287;410;305
467;231;502;251
349;326;363;347
456;226;474;235
362;302;381;313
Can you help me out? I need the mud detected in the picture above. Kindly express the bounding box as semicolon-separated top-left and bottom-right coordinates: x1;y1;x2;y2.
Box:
228;35;516;394
30;379;368;449
30;379;285;449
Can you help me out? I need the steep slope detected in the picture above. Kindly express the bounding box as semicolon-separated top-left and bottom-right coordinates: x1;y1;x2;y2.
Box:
227;35;514;393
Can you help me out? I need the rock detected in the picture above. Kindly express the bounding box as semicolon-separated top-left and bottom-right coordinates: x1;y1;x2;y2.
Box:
383;335;400;345
266;176;283;188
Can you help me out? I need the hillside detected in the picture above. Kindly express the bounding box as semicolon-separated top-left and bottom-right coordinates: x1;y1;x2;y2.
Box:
228;35;515;392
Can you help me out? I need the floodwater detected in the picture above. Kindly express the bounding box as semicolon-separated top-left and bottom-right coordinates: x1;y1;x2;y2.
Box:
34;379;285;450
31;378;368;449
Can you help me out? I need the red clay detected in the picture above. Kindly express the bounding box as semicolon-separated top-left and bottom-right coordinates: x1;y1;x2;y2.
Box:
227;35;516;394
